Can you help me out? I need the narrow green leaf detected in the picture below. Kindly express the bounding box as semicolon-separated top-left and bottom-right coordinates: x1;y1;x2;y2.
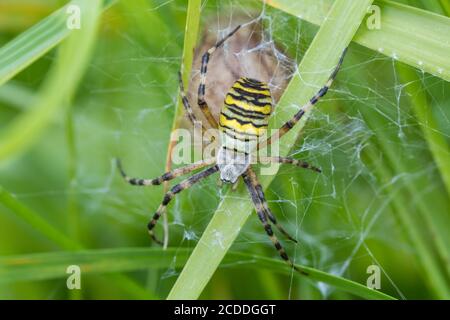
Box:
397;65;450;211
176;0;201;115
0;247;396;300
0;185;155;299
0;3;157;293
362;146;450;298
440;0;450;16
168;0;374;300
0;185;81;250
0;0;102;161
0;0;116;86
160;0;202;247
0;81;35;111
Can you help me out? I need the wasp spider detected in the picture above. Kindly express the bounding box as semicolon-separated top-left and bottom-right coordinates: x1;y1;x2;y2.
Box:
117;25;347;272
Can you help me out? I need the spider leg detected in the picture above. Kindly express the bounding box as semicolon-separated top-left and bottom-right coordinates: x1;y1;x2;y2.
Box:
243;169;306;275
116;158;215;186
197;25;241;129
258;156;321;173
259;48;347;149
178;72;213;136
148;165;219;244
246;167;297;243
178;71;201;127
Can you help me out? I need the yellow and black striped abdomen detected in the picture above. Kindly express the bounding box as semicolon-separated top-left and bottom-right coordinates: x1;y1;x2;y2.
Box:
219;78;272;150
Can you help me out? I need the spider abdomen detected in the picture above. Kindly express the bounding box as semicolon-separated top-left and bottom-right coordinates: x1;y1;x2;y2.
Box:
219;77;273;153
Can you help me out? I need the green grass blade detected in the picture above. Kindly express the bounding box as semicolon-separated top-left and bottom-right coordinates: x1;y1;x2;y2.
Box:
397;65;450;206
0;5;67;86
400;1;450;200
0;185;81;250
440;0;450;15
0;184;156;299
265;0;450;81
362;146;450;298
0;0;116;86
0;247;396;300
0;81;35;111
173;0;201;125
162;0;201;247
0;0;102;162
167;0;374;300
350;64;450;298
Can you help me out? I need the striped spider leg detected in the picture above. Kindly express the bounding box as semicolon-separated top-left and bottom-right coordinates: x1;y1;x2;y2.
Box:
177;25;242;130
249;157;322;242
258;156;322;173
178;71;202;127
197;25;241;129
243;167;307;275
116;158;216;244
117;22;348;273
245;167;297;243
259;47;348;149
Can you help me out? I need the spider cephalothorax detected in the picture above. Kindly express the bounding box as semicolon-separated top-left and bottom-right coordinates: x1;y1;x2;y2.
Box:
117;24;347;273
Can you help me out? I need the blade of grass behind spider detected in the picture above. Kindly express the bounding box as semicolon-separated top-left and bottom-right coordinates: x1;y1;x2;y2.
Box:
167;0;374;300
0;247;395;300
171;0;201;127
161;0;202;248
264;0;450;82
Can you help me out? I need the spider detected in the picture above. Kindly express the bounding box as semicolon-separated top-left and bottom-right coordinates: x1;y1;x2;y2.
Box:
117;24;347;273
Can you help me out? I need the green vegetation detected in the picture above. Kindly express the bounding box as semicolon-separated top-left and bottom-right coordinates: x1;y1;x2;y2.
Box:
0;0;448;299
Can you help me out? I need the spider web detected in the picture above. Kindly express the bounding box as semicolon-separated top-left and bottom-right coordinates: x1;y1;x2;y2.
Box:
2;0;449;300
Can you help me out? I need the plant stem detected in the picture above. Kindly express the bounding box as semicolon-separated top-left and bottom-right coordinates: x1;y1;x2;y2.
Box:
162;0;202;249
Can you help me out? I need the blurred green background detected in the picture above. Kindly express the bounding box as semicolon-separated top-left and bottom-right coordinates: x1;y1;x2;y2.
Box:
0;0;449;299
